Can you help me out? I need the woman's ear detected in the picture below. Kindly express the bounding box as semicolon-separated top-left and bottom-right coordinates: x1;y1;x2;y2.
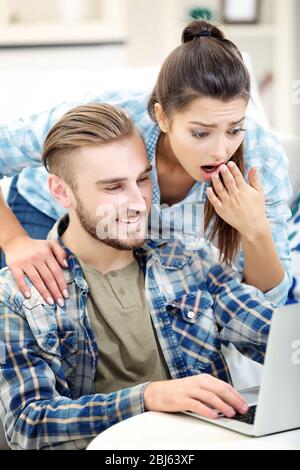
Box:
154;103;169;133
48;174;73;209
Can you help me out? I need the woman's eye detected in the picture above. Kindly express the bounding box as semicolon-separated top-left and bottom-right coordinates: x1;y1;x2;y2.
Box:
138;177;150;184
192;131;209;139
229;127;246;136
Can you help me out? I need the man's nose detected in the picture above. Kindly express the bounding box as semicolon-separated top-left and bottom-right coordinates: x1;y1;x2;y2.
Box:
126;186;148;213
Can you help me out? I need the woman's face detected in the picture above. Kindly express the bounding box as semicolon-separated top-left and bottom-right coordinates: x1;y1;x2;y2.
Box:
156;96;247;182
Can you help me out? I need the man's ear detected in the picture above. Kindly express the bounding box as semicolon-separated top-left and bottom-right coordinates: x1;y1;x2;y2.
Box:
154;103;169;133
48;174;73;209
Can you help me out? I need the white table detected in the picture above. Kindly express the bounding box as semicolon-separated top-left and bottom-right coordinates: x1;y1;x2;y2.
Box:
87;411;300;450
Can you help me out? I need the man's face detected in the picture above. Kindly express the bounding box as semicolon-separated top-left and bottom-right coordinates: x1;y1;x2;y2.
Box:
70;133;152;250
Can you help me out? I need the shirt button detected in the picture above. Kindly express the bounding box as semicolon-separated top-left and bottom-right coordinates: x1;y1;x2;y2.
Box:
118;288;126;295
187;311;195;319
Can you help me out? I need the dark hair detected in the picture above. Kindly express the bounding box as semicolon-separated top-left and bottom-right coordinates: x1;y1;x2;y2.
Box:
148;20;250;264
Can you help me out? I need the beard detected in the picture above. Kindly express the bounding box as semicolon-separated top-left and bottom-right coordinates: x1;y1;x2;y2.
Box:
75;195;147;251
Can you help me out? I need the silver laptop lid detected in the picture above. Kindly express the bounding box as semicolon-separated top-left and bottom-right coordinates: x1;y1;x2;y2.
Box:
254;303;300;436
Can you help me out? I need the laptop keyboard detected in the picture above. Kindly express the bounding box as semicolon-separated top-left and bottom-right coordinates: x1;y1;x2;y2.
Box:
232;405;257;425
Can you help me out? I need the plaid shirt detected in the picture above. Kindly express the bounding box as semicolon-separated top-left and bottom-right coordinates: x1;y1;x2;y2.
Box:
0;88;292;304
0;217;274;450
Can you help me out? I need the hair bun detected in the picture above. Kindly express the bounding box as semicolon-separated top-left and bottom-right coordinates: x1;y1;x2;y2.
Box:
182;20;225;44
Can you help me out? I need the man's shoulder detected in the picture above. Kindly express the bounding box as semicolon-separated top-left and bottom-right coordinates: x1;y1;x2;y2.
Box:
0;267;23;301
0;267;44;311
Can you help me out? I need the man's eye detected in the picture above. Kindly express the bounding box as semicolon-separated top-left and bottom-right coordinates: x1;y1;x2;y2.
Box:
228;127;246;136
192;131;209;138
106;185;121;192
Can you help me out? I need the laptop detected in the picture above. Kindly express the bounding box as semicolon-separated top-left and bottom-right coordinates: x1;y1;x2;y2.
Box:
185;303;300;436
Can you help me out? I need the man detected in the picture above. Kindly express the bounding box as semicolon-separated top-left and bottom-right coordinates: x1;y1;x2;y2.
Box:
0;104;273;450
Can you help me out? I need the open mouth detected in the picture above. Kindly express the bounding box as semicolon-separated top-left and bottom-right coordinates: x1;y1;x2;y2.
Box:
201;157;234;178
201;165;221;173
200;163;224;175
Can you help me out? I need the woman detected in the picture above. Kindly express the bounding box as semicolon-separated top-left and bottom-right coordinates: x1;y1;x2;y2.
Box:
0;20;291;306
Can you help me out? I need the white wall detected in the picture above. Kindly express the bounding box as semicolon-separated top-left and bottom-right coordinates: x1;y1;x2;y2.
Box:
0;44;127;71
2;0;102;23
0;0;298;135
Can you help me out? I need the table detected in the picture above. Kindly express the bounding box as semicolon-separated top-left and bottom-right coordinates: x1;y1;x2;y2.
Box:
87;411;300;450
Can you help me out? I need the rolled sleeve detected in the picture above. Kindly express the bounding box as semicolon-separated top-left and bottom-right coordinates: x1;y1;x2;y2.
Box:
263;271;290;307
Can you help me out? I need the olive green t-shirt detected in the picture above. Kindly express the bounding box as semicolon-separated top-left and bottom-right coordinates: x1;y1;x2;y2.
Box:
79;258;170;394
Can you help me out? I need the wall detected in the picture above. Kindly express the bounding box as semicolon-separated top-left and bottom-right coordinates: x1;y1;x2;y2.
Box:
6;0;102;23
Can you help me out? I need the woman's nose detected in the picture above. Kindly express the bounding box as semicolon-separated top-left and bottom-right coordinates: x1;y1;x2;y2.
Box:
210;139;229;163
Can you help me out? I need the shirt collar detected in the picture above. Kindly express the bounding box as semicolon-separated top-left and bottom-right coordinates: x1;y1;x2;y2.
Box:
48;214;188;280
47;215;89;291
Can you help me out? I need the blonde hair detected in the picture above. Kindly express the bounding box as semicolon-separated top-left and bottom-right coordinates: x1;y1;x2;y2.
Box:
42;103;134;189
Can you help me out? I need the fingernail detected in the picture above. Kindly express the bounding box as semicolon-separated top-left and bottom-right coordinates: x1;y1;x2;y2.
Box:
227;408;236;418
240;404;249;413
228;161;234;167
57;298;64;307
63;289;69;299
64;260;68;268
24;291;31;299
221;165;227;172
47;297;54;305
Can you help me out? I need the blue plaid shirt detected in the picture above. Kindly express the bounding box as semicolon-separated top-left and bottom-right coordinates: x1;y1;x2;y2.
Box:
0;88;292;304
0;216;275;450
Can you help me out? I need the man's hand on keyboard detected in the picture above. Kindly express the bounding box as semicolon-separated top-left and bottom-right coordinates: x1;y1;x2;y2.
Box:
144;374;249;419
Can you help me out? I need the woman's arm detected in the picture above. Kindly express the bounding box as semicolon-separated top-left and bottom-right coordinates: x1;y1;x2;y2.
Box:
0;187;27;246
0;188;68;304
241;221;285;292
206;163;286;296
